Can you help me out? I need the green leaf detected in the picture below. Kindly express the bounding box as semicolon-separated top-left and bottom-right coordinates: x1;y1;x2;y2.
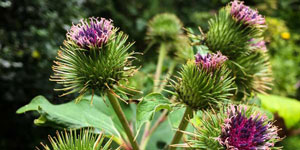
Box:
16;95;126;144
136;93;172;134
258;94;300;129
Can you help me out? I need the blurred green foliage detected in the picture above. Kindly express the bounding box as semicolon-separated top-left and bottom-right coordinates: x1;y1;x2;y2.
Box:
1;0;300;149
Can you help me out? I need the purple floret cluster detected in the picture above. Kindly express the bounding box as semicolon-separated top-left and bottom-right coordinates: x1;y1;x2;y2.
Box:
218;105;279;150
68;17;114;49
195;52;228;71
230;0;266;28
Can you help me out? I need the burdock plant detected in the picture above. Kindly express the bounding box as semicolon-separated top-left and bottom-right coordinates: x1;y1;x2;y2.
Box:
17;1;283;150
176;105;281;150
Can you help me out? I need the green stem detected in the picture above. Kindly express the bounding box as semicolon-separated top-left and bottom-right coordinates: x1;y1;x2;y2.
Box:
169;107;193;150
153;43;167;92
107;92;140;150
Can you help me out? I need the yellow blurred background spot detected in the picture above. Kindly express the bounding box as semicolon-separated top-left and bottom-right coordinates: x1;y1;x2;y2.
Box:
281;32;290;40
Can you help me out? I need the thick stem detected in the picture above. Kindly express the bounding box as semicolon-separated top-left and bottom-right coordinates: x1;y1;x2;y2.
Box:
169;107;193;150
107;92;140;150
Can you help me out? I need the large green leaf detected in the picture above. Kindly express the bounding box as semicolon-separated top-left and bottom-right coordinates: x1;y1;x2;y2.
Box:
16;95;126;144
258;94;300;129
136;93;172;135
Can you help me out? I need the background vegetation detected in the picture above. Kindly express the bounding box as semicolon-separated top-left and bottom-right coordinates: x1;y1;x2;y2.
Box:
1;0;300;149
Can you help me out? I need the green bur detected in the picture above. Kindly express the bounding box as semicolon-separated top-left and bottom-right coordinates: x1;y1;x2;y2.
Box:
206;8;263;59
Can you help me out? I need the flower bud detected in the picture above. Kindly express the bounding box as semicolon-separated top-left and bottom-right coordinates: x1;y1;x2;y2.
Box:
146;13;183;43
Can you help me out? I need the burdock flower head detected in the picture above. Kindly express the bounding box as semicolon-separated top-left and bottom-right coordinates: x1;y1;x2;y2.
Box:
171;52;235;110
178;104;281;150
219;105;280;149
205;0;266;58
68;17;114;49
230;0;266;28
51;17;137;101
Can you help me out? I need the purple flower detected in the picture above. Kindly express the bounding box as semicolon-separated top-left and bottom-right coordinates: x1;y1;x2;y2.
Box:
230;0;266;28
68;17;114;49
218;105;279;150
195;52;227;71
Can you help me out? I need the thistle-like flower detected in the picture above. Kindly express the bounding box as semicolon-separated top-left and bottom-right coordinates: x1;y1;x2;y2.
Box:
230;0;266;28
205;1;266;58
50;17;136;101
171;52;235;110
178;105;281;150
68;17;114;49
218;105;280;150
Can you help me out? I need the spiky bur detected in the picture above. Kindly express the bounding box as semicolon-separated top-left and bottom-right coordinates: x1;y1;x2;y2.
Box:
37;129;118;150
178;105;281;150
50;17;137;102
146;13;193;58
205;1;266;58
229;50;272;100
146;13;183;43
170;52;235;110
